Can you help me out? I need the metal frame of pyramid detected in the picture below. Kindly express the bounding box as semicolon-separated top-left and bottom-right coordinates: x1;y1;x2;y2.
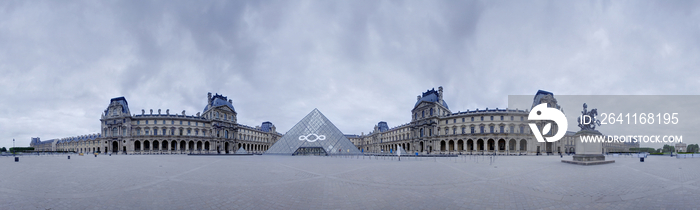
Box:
235;147;247;154
265;109;361;155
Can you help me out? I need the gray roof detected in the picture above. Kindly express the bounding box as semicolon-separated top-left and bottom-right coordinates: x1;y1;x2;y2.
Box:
414;90;448;109
203;94;235;113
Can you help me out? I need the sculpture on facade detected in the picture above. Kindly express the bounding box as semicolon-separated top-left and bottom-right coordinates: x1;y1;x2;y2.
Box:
577;103;601;131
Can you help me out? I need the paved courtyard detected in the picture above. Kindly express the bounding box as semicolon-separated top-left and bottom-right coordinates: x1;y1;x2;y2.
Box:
1;154;699;209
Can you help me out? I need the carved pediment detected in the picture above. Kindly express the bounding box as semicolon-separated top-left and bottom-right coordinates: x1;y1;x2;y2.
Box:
214;105;235;114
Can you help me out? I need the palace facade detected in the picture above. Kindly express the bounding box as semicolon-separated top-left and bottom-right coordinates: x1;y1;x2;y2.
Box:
30;87;638;155
347;88;575;155
31;93;282;154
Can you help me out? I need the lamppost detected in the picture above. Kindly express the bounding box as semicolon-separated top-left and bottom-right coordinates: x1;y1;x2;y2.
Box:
13;139;15;156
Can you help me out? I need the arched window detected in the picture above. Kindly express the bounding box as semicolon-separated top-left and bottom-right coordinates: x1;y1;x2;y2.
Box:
225;130;229;139
420;128;424;137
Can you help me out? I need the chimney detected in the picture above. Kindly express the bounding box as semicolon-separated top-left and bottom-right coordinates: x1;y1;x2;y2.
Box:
417;95;421;101
438;86;443;104
207;92;212;104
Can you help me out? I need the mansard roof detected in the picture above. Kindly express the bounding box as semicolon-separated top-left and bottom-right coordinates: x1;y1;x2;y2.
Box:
109;96;130;113
203;94;235;113
414;89;448;109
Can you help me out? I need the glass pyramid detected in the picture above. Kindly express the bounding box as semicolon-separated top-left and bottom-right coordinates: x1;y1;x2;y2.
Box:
265;109;362;155
235;147;247;154
396;146;407;155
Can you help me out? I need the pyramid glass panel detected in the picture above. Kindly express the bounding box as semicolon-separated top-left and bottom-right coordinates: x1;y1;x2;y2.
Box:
265;109;362;155
235;147;247;154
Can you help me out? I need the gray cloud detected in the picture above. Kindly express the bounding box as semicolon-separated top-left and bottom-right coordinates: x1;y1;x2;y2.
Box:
1;0;699;149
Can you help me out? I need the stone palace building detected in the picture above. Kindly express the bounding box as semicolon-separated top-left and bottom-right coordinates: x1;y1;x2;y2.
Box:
347;88;576;155
31;93;282;154
30;87;638;155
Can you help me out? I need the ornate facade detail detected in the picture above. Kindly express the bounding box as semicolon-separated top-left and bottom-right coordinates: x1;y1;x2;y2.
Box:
50;93;282;155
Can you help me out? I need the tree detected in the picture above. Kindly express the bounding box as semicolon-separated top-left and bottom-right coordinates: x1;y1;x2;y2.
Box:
687;144;699;153
0;147;6;152
662;144;675;153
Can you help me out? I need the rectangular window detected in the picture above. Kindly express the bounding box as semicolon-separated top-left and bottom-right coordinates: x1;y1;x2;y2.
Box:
510;126;514;134
471;117;474;121
187;130;191;135
511;116;514;121
145;129;149;135
490;116;494;121
429;129;432;136
145;120;148;125
461;127;465;134
154;120;157;124
171;120;174;124
137;120;140;125
521;116;524;121
500;126;504;133
180;120;182;125
471;127;475;134
481;116;484;121
520;126;524;133
500;116;504;121
196;122;198;126
195;130;199;136
462;118;465;122
490;126;494;133
163;129;166;135
453;119;456;123
163;120;165;124
154;130;157;135
480;126;484;133
188;121;191;125
137;130;141;135
453;128;456;134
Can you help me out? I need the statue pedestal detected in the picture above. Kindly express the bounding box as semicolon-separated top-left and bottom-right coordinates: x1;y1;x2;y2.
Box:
562;130;615;165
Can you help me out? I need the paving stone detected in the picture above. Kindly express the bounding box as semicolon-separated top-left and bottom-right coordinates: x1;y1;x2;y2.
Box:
0;154;698;209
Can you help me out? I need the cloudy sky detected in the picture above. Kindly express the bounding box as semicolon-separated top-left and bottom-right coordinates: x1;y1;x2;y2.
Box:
1;1;699;149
